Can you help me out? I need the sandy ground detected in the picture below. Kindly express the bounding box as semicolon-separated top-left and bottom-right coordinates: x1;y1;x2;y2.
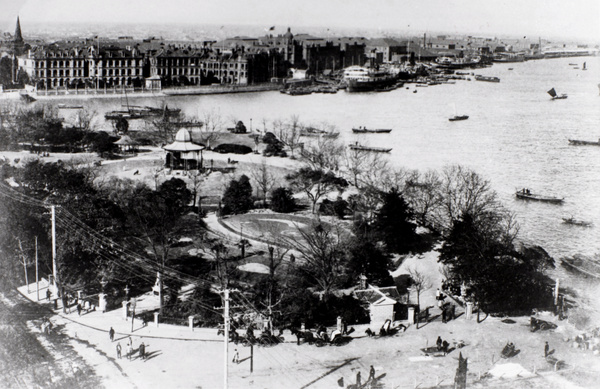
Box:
4;148;600;388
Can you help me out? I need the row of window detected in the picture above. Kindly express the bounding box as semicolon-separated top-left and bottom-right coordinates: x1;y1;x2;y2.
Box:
157;68;247;78
157;60;247;70
34;59;142;68
35;68;140;78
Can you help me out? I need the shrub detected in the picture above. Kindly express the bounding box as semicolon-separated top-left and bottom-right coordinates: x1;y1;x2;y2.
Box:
269;187;296;213
212;144;253;154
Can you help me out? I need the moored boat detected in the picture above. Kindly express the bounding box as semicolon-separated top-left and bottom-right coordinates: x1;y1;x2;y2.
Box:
58;104;84;109
560;255;600;279
568;139;600;146
349;142;392;153
449;115;469;122
352;127;392;133
515;188;564;203
562;217;593;227
343;65;399;93
474;75;500;83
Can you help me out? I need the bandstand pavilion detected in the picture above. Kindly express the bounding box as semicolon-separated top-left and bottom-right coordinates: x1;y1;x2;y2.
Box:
162;129;205;170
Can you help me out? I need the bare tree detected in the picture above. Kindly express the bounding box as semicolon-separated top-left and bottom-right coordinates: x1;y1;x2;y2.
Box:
274;116;303;158
300;135;344;171
201;109;223;148
75;107;97;131
403;169;444;228
287;221;347;298
408;266;431;310
436;164;503;232
342;147;390;188
250;160;276;206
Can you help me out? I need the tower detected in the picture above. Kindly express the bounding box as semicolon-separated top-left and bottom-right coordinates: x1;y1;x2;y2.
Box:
13;16;25;56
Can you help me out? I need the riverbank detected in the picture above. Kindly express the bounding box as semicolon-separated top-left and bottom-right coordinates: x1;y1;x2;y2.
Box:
0;83;282;101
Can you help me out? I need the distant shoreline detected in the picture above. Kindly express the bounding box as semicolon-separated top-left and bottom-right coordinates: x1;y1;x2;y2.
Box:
0;83;282;101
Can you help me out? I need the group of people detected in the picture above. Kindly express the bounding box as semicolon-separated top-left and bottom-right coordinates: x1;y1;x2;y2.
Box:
111;328;147;361
436;336;450;355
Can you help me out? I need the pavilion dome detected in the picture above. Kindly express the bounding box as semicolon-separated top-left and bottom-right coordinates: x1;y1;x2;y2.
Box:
175;129;192;142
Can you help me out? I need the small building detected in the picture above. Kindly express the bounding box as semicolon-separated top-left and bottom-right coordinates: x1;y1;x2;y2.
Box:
113;135;140;153
354;284;406;325
145;74;161;90
162;129;205;170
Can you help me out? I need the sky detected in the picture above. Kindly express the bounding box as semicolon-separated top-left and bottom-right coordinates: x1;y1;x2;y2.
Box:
1;0;599;41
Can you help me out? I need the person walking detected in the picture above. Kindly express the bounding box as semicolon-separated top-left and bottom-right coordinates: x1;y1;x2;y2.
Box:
356;371;361;387
46;289;51;301
232;348;240;364
116;342;122;359
544;341;549;357
368;365;375;381
436;336;443;351
76;303;82;316
441;306;447;323
139;342;145;360
109;327;115;342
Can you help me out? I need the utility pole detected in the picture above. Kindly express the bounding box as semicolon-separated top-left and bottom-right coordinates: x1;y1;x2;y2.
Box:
223;289;230;389
35;236;39;301
51;205;58;297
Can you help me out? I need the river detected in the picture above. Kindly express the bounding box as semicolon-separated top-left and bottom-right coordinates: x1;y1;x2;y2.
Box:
55;56;600;261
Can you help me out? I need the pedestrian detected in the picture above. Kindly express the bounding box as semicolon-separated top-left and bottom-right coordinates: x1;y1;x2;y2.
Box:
436;336;443;351
356;371;361;387
139;342;145;360
368;365;375;381
77;303;82;316
127;336;132;347
116;342;122;359
544;341;549;357
126;344;133;360
441;306;447;323
442;340;449;355
232;348;239;364
46;289;51;301
109;327;115;342
436;288;441;300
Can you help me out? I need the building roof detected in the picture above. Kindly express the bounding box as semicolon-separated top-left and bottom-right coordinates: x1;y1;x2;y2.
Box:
354;285;403;305
367;38;404;47
113;135;140;146
163;129;205;152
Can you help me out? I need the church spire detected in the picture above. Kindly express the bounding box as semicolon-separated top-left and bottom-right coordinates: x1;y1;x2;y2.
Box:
13;16;25;56
14;16;23;43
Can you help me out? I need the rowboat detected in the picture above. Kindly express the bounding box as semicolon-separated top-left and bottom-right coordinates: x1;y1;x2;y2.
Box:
562;217;592;227
474;75;500;83
515;189;563;204
568;139;600;146
449;115;469;122
349;143;392;153
352;127;392;133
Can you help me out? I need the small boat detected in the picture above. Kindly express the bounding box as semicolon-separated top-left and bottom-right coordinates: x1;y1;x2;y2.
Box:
58;104;84;109
561;255;600;279
515;188;564;204
508;68;514;70
474;75;500;83
349;142;392;153
569;63;577;66
568;139;600;146
352;127;392;133
449;115;469;122
547;88;567;100
299;127;339;138
562;217;593;227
